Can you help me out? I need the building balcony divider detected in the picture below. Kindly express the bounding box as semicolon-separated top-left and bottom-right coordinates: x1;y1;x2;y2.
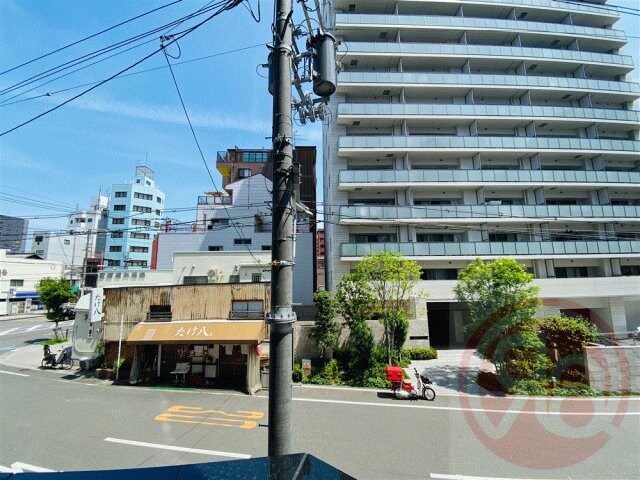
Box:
339;204;640;222
338;43;633;70
338;169;640;187
337;103;640;124
340;240;640;258
337;136;640;155
336;72;640;97
336;13;626;43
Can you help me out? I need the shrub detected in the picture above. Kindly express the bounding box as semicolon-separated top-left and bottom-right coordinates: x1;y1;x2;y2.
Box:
403;347;438;360
292;362;303;382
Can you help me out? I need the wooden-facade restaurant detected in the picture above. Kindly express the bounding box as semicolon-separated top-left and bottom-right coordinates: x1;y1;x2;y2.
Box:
101;283;270;394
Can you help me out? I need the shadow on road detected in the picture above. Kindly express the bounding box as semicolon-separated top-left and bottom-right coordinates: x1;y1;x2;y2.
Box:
427;365;499;396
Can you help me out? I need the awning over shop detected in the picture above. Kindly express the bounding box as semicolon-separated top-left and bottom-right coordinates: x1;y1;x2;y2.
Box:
126;320;266;344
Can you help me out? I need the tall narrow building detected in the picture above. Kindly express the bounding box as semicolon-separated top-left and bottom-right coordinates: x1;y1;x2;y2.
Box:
323;0;640;346
104;166;165;270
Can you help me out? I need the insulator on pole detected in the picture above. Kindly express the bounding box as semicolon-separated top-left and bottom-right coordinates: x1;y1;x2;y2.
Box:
312;33;337;97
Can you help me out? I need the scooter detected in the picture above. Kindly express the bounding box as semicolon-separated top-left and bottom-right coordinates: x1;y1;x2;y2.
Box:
41;345;73;369
386;365;436;401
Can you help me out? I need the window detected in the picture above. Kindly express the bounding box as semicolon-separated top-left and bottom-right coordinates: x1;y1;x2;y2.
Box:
76;218;85;223
112;218;125;225
148;305;172;321
107;260;121;266
183;276;208;285
132;219;150;226
88;218;93;223
36;249;44;255
621;265;640;276
234;238;252;245
130;232;149;239
133;205;152;213
113;205;126;211
9;279;24;287
114;191;127;198
109;246;122;252
34;235;43;243
156;210;161;216
555;267;591;278
231;300;264;318
417;233;456;242
134;192;153;200
64;239;71;245
129;246;148;253
353;233;397;243
261;245;271;251
238;168;252;178
489;233;518;242
252;273;262;282
127;260;148;267
111;232;124;238
421;269;458;281
156;196;162;203
208;246;223;251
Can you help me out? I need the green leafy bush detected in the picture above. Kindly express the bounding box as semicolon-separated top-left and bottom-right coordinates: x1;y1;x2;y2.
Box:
403;347;438;360
506;379;599;396
292;362;303;382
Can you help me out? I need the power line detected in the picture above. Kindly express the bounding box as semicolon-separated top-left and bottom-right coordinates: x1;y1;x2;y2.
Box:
0;0;245;137
0;0;184;77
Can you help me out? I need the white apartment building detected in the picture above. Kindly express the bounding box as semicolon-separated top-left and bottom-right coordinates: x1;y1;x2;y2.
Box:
104;166;165;270
31;195;109;281
323;0;640;346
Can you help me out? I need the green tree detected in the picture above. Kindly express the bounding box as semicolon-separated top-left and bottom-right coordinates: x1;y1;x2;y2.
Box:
335;272;376;375
356;252;422;364
309;290;341;362
454;258;543;381
37;277;76;326
539;314;598;382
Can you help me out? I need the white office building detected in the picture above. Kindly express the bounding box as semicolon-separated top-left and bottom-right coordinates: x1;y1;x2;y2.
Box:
104;166;165;270
323;0;640;346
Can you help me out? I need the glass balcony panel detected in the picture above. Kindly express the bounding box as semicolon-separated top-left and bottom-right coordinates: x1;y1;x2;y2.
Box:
476;243;491;255
430;244;445;255
541;242;555;254
459;243;474;255
398;243;413;256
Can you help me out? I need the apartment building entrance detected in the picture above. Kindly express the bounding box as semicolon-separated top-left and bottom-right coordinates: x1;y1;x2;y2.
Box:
427;303;451;348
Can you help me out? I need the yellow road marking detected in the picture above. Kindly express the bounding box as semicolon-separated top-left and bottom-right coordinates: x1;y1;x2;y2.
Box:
155;405;264;429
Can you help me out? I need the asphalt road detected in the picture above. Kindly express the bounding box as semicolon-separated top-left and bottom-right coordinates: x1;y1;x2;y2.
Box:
1;318;639;479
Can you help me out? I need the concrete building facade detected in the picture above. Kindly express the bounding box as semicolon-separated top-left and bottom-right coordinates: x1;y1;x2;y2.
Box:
0;215;28;253
104;166;165;270
323;0;640;346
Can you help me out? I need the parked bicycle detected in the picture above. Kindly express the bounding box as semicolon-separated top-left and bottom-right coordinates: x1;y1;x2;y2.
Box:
42;345;73;369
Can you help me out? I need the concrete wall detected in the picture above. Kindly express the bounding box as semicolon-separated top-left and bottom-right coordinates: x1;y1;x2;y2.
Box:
585;345;640;392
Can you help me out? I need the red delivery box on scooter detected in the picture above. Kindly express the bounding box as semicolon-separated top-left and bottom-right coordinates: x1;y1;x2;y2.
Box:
386;365;403;382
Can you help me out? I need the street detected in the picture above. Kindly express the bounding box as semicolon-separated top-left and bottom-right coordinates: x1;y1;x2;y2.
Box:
1;316;639;479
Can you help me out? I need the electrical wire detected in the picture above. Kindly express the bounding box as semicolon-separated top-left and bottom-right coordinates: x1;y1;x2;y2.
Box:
0;0;244;137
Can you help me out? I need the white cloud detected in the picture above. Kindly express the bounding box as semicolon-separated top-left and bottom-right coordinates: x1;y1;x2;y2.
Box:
65;94;272;134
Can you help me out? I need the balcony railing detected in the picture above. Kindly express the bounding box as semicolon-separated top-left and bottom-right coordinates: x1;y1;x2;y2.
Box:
336;14;626;42
340;240;640;258
338;169;640;187
339;204;640;222
338;43;633;69
338;136;640;155
337;72;640;97
198;195;231;205
337;104;640;124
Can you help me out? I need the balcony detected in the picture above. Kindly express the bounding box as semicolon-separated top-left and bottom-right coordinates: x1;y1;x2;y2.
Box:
340;240;640;259
337;136;640;157
339;42;634;73
336;14;626;46
338;169;640;189
197;195;231;206
337;104;640;126
338;205;640;224
336;72;640;101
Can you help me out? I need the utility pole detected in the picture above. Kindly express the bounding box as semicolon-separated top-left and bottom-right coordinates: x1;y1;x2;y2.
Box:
268;0;295;457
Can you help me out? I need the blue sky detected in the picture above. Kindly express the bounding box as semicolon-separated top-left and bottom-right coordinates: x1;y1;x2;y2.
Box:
0;0;638;238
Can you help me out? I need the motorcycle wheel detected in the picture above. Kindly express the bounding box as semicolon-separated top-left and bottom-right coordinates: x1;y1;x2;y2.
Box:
61;357;73;370
392;386;404;399
422;386;436;401
41;358;49;368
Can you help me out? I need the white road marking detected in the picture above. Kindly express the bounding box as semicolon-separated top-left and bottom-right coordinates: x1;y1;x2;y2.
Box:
0;327;21;336
293;397;640;416
0;462;55;473
0;370;29;377
431;474;559;480
104;437;251;459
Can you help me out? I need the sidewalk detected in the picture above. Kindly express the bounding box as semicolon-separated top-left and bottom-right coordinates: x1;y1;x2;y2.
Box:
1;340;76;372
0;312;47;322
407;348;494;396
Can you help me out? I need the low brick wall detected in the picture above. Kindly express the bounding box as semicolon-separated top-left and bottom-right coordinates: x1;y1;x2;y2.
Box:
585;345;640;392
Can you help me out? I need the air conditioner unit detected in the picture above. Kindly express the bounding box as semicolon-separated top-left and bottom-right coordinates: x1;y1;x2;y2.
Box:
207;269;220;281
